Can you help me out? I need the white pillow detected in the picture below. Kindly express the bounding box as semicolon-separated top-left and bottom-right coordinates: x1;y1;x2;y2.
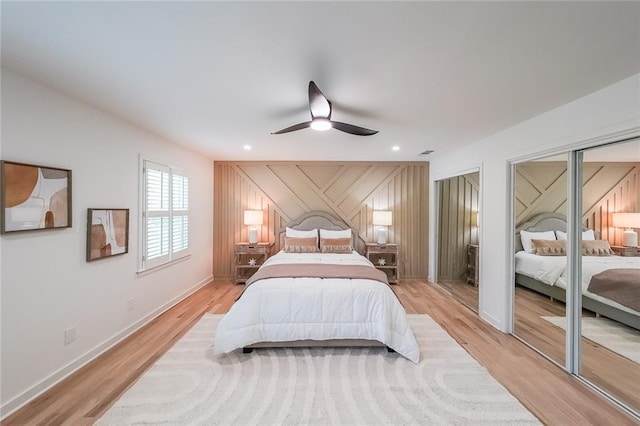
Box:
285;227;318;238
555;229;595;241
520;230;556;253
319;228;352;239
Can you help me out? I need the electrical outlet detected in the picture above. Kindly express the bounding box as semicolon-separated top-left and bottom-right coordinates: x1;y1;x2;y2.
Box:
127;298;135;312
64;327;77;345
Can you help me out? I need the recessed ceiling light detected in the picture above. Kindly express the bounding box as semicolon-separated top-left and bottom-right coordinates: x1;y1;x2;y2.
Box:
392;146;400;151
243;145;251;150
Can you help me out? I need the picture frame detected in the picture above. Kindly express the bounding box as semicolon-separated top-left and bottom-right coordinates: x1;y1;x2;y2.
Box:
1;160;72;233
86;208;130;262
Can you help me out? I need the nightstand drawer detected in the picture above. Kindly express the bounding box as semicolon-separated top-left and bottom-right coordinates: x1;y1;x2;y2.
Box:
234;244;270;254
371;245;397;253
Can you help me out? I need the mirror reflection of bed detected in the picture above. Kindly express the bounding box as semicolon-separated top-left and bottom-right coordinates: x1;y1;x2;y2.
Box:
514;212;640;409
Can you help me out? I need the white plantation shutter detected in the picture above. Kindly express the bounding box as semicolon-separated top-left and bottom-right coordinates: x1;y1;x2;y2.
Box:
141;160;189;271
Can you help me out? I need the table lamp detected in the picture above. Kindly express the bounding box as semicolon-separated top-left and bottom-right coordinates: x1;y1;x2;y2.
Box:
613;212;640;247
372;211;392;245
243;210;263;245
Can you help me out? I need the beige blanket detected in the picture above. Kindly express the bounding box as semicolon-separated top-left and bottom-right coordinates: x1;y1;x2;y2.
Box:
238;263;390;301
246;263;389;286
587;268;640;312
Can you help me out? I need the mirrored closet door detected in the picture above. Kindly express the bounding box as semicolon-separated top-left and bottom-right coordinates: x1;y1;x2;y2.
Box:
512;138;639;416
437;171;480;313
513;155;568;366
578;140;640;412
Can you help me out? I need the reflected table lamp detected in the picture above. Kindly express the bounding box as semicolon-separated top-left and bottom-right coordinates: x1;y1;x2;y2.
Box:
373;211;393;245
613;212;640;247
243;210;263;245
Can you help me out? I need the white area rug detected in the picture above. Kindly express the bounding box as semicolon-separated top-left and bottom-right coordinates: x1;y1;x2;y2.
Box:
542;316;640;364
98;314;540;425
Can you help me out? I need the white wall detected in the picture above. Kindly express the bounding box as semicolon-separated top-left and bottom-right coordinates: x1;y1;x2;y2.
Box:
429;73;640;331
0;69;214;417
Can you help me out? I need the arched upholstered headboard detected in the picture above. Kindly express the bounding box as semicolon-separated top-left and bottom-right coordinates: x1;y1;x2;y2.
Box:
277;211;362;253
514;212;589;252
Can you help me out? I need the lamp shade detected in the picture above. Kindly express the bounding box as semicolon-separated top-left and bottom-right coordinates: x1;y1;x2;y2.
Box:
613;212;640;247
372;211;393;226
243;210;263;226
471;211;479;227
612;213;640;229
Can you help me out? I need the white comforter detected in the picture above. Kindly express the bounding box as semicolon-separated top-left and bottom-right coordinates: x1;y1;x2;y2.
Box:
515;251;640;314
214;251;420;363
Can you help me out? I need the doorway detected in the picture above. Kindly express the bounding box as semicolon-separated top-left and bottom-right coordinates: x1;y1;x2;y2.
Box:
437;171;480;313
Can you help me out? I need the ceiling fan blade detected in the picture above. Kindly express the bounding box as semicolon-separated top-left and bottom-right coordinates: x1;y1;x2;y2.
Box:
308;81;331;119
271;121;312;134
331;121;379;136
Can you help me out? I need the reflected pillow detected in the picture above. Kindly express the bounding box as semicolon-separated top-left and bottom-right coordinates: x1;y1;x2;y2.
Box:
555;229;595;241
320;237;353;253
582;240;614;256
520;230;556;253
532;239;566;256
284;236;319;253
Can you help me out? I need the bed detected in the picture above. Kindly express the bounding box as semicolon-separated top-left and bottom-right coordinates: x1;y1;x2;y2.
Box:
515;212;640;330
213;211;420;363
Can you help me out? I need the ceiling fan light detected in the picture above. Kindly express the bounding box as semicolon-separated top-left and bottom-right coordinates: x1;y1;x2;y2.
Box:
310;118;332;131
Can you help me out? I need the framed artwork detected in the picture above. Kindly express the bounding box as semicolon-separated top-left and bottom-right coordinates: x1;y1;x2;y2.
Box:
86;208;130;262
1;160;72;233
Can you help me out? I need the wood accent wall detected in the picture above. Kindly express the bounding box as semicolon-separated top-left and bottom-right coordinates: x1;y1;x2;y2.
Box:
213;161;429;279
515;162;639;245
438;172;480;281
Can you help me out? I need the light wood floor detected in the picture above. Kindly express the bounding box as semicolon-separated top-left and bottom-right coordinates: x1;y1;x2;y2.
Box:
438;279;479;313
514;285;640;411
3;279;638;425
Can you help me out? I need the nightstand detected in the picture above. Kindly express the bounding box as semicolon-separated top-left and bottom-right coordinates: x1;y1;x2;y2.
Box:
610;245;640;257
365;243;399;284
466;244;479;286
233;242;274;284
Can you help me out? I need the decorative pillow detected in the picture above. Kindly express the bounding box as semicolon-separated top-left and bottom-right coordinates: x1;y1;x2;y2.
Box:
532;239;566;256
555;229;595;241
285;227;318;238
284;236;319;253
320;237;353;253
582;240;614;256
520;230;556;253
319;228;352;239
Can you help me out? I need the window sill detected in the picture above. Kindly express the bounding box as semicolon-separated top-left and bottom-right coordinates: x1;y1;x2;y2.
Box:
137;253;191;277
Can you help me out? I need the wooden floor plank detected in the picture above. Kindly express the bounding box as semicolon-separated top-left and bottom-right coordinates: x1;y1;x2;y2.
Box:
2;279;637;425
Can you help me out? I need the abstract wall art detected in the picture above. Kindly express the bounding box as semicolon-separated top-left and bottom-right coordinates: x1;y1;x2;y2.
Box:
1;160;72;233
86;208;129;261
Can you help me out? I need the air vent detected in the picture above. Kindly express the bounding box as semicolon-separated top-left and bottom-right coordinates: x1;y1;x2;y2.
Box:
420;150;434;156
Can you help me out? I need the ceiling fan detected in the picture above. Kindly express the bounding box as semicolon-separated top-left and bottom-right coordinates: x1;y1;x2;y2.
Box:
271;81;378;136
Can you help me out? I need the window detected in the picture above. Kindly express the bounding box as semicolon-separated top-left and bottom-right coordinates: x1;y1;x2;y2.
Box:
140;159;189;271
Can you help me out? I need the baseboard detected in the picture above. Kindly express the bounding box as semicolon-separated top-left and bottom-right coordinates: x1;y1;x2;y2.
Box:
0;275;213;420
480;310;505;332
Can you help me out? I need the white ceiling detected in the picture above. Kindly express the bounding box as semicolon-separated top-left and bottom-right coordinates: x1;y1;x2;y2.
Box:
2;1;639;161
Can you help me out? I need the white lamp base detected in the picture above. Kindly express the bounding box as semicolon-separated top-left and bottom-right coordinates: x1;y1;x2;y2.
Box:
376;227;387;245
622;229;638;247
248;227;258;245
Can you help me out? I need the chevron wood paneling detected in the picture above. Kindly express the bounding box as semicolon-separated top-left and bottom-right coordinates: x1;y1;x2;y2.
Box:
515;162;639;244
213;162;429;279
438;172;480;281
